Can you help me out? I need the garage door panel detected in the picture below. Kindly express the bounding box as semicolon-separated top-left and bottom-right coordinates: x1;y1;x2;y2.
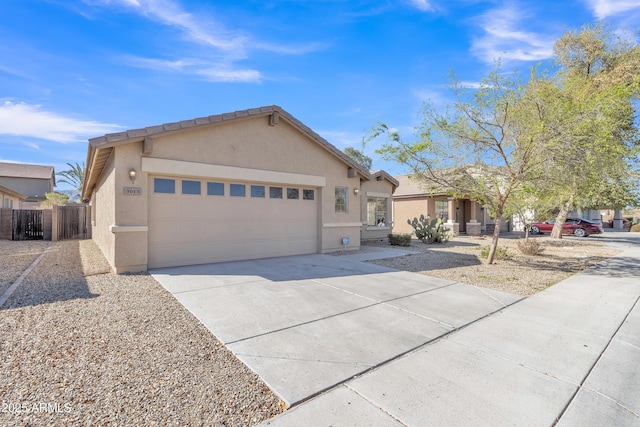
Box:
148;177;318;268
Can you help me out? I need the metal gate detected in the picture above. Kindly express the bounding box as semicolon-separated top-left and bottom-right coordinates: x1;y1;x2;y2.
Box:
12;209;44;240
57;205;88;240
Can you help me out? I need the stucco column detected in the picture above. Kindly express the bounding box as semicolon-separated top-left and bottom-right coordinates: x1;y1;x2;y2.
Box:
613;210;624;230
466;200;481;236
445;197;459;234
469;200;477;222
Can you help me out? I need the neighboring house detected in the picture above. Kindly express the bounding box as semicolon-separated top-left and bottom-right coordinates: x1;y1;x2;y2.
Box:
0;162;56;202
81;106;396;273
360;170;398;241
0;185;26;209
392;174;510;236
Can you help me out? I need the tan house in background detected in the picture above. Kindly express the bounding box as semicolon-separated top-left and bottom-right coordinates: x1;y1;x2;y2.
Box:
0;162;56;202
392;174;509;236
0;185;26;209
81;106;396;273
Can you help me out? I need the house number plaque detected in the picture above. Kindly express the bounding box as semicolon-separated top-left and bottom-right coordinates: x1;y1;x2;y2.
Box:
123;187;142;196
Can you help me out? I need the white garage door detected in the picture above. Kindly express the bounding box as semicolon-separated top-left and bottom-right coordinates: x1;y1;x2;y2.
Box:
148;176;318;268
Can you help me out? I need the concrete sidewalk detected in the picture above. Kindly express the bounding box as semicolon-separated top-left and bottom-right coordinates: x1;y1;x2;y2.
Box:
262;235;640;426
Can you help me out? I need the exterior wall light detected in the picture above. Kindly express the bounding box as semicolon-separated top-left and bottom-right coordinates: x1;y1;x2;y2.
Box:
354;188;359;196
129;169;137;183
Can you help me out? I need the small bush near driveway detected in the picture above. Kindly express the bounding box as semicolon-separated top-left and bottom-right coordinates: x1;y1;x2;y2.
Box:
388;233;412;246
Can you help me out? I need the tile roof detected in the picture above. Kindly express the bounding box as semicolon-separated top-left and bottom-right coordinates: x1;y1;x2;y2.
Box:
393;174;450;197
90;106;282;146
0;162;55;180
82;105;374;201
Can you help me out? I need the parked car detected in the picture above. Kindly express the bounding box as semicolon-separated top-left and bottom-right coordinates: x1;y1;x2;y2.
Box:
530;218;603;237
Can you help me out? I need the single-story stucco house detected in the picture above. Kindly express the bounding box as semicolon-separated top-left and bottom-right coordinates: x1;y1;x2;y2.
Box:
0;162;56;202
81;106;397;273
0;185;26;209
392;174;510;236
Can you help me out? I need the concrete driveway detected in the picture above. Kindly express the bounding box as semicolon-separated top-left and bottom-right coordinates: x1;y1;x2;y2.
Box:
151;248;523;406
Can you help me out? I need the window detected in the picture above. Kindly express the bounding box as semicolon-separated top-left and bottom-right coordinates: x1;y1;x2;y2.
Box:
230;184;246;197
303;189;315;200
251;185;265;198
182;180;201;195
270;187;283;199
207;182;224;196
3;198;13;208
154;178;175;194
435;200;449;221
287;188;299;200
335;187;348;213
367;197;387;226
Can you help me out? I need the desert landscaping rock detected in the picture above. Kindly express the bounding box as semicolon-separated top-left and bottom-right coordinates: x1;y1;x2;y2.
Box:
363;235;621;297
0;240;50;296
0;240;285;426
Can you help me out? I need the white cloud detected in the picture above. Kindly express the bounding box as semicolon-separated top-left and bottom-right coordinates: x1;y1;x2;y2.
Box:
317;130;365;149
86;0;323;56
471;5;555;64
86;0;245;52
412;87;451;106
458;81;482;89
583;0;640;19
82;0;323;82
406;0;437;12
0;101;123;143
124;56;263;83
196;67;262;83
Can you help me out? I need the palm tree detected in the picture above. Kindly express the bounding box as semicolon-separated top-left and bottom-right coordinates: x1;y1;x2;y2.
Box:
57;162;85;191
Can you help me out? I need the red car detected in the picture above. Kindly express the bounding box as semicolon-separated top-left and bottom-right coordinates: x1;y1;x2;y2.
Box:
530;218;603;237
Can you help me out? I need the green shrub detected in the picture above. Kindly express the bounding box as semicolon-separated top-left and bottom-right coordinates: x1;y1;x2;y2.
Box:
388;233;412;246
407;215;450;244
517;239;544;256
630;223;640;233
479;245;512;260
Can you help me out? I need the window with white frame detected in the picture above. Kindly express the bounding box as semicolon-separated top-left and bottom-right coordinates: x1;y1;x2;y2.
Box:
367;197;387;226
335;187;348;214
435;200;449;221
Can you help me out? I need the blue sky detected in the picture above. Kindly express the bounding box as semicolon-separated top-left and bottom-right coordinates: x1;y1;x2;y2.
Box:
1;0;640;190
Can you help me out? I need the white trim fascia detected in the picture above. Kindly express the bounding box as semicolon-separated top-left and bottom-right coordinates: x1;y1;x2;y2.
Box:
110;225;149;233
322;222;362;228
366;192;390;198
142;157;326;187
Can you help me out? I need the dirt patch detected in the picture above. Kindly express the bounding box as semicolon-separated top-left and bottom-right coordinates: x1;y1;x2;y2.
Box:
363;235;621;297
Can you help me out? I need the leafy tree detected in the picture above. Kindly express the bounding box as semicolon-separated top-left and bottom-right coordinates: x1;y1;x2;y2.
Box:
42;192;70;207
57;162;85;191
374;69;548;264
344;146;373;171
539;24;640;238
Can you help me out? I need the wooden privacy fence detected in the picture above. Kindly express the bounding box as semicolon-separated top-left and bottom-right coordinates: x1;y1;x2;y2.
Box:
57;205;89;240
12;209;44;240
0;205;91;241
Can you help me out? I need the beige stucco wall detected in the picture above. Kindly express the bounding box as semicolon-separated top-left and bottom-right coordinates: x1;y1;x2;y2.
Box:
93;114;367;272
360;179;395;240
393;198;430;234
91;154;117;269
0;191;21;209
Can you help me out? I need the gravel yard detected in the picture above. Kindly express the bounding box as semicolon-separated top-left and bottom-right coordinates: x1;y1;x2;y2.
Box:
0;240;284;426
363;234;622;297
